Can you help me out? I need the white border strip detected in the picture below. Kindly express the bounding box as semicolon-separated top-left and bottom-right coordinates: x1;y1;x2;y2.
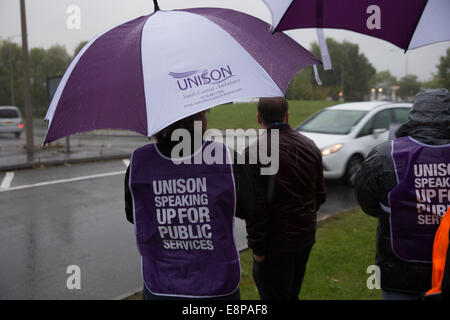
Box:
0;172;14;189
0;170;125;193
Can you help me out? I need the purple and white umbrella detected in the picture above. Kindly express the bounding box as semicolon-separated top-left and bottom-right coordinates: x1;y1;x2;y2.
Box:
263;0;450;50
262;0;450;70
44;6;321;144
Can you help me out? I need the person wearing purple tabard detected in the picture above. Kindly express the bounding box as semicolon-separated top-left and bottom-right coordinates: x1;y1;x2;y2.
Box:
355;89;450;300
124;111;258;300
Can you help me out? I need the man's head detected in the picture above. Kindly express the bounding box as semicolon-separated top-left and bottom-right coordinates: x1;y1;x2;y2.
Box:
257;97;289;128
154;111;207;143
396;88;450;138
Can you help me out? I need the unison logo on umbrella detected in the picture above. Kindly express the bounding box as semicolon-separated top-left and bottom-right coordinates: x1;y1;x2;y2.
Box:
169;65;236;91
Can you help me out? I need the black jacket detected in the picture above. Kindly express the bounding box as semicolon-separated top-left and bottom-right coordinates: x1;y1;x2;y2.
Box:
245;123;326;256
354;89;450;294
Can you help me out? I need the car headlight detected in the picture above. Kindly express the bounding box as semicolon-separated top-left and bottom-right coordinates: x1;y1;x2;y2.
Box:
321;144;343;156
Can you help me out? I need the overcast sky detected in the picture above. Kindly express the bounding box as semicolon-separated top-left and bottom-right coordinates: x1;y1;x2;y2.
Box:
1;0;448;82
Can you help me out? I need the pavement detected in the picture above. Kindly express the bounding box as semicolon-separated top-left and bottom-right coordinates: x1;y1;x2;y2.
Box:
0;119;261;171
0;119;151;171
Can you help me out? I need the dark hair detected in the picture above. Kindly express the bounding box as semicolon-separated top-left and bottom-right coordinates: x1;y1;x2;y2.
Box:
154;111;206;143
257;97;288;124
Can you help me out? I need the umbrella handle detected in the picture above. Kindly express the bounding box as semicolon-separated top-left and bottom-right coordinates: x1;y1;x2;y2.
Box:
153;0;160;12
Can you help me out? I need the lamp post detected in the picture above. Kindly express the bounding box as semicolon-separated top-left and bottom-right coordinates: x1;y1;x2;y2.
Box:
20;0;34;161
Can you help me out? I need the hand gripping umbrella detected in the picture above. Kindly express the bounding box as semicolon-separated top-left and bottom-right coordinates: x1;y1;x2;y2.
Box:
262;0;450;69
44;3;321;144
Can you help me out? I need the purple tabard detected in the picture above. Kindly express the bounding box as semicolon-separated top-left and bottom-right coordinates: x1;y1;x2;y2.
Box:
129;141;240;297
389;136;450;263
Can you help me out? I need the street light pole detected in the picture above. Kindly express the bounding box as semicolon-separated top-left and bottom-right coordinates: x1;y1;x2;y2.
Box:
20;0;34;161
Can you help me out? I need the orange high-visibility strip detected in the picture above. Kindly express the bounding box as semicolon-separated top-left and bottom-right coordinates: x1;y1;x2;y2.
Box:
427;207;450;295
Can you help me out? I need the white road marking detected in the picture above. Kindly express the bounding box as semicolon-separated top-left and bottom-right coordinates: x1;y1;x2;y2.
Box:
0;170;125;193
122;159;130;167
0;172;15;189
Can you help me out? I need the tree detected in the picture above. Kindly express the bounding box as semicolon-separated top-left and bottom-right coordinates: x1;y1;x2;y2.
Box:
0;40;23;108
29;47;47;112
286;69;313;100
422;76;441;90
398;74;422;100
73;41;88;57
370;70;398;89
435;48;450;90
43;45;71;77
0;40;70;116
310;39;376;101
29;45;70;115
370;70;399;100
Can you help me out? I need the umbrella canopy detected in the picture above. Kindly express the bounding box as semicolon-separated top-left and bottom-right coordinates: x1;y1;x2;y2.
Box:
263;0;450;51
44;7;321;144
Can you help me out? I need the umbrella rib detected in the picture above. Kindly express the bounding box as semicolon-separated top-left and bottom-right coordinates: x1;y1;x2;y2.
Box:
404;0;431;52
153;0;160;12
272;0;296;33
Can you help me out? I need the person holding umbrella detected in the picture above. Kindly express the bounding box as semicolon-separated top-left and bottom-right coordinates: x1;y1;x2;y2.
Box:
124;110;261;300
42;2;321;300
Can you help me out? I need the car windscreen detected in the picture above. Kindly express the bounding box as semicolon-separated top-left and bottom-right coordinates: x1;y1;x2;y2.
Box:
0;109;19;119
298;109;368;135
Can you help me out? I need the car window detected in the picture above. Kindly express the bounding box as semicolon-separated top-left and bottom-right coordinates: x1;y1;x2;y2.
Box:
0;109;19;119
372;109;392;130
357;117;374;137
392;108;409;124
298;109;368;135
357;109;392;138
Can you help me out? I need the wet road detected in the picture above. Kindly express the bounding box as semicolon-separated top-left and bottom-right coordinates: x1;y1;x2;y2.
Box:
0;159;249;299
0;160;139;299
0;158;357;300
0;124;359;299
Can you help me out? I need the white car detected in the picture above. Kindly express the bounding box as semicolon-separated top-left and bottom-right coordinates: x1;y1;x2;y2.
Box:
0;106;24;138
297;101;412;185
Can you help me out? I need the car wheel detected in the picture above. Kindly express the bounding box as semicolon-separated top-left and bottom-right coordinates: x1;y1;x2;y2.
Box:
14;132;21;138
344;155;363;186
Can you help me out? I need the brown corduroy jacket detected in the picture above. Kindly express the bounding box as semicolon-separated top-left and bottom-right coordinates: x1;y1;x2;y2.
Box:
245;123;326;256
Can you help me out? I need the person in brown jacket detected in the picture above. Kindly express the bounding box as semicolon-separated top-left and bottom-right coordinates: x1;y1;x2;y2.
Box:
245;97;326;300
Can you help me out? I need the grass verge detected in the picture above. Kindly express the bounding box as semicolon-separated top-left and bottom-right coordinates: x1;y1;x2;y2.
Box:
239;207;380;300
207;100;340;130
126;207;381;300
